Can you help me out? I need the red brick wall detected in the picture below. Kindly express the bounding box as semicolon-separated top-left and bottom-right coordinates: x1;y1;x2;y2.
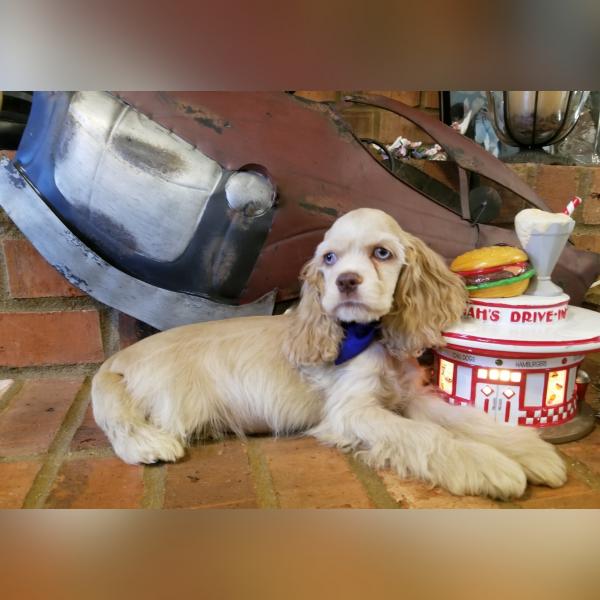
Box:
3;239;85;298
506;163;600;257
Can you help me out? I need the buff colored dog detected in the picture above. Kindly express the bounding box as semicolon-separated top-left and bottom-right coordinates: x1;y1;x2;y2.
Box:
92;208;566;499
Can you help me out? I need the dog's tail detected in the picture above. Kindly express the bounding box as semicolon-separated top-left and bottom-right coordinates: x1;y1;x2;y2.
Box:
91;365;184;464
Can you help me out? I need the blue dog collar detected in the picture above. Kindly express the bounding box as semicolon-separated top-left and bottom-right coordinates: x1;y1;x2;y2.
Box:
335;321;380;365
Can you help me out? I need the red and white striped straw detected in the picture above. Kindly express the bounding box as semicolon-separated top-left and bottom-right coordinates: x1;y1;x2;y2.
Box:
562;196;582;216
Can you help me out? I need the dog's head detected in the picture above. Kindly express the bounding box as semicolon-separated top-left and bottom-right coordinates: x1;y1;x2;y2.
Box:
285;208;467;365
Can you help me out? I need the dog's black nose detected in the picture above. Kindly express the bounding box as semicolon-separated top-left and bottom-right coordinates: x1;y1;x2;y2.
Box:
336;272;363;294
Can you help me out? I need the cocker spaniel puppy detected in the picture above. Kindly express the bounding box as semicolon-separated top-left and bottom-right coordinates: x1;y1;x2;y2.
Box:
92;208;566;499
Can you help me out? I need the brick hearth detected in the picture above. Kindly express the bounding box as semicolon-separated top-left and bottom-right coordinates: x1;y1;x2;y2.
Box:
1;377;599;509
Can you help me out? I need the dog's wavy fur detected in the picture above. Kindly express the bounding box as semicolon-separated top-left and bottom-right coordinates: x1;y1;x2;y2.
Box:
92;208;566;499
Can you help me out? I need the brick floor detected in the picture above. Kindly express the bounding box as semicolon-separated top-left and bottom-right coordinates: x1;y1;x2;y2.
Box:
1;376;599;509
69;404;111;452
513;470;593;508
164;441;258;509
45;457;144;508
515;490;600;509
0;379;14;399
379;472;502;509
259;437;373;508
560;426;600;476
0;461;42;508
0;379;84;457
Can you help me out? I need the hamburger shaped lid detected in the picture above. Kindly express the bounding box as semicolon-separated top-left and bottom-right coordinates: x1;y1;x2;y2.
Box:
451;245;535;298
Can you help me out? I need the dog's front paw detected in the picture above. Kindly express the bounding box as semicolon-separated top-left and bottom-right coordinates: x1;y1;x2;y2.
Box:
431;440;528;500
515;439;567;488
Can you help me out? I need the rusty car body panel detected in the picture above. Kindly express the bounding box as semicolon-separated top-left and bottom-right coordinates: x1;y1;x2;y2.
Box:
0;91;596;329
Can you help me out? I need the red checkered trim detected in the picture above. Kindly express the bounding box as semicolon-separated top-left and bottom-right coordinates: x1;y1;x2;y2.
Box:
517;392;577;427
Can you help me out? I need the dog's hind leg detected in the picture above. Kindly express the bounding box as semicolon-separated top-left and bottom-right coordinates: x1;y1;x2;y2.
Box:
91;368;185;465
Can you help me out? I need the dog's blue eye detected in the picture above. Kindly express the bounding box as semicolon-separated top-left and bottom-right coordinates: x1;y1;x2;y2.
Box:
323;252;337;265
373;247;391;260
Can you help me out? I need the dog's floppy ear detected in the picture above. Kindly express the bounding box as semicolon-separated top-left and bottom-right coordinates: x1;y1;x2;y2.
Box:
284;256;343;366
381;233;467;358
